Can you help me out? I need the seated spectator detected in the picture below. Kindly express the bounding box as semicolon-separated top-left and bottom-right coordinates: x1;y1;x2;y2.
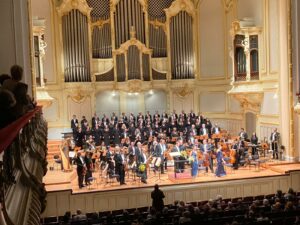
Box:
256;211;269;222
224;201;236;211
2;65;23;91
284;188;296;201
284;201;296;212
179;211;191;224
61;211;71;224
72;209;87;221
0;89;16;128
271;201;282;213
0;74;11;86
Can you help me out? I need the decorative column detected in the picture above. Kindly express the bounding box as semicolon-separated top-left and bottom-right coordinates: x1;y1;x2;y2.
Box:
278;0;293;160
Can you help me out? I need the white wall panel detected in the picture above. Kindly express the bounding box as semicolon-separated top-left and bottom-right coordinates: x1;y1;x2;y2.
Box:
145;90;167;115
95;91;120;117
269;0;279;72
173;93;194;113
43;98;59;122
67;96;92;121
126;94;141;115
261;92;279;115
229;96;242;113
237;0;263;26
200;0;225;76
200;92;226;113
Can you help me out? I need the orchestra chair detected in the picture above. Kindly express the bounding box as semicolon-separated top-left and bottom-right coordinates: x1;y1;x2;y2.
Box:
248;154;260;172
86;177;98;189
223;157;234;174
198;160;207;176
53;154;62;170
107;172;120;185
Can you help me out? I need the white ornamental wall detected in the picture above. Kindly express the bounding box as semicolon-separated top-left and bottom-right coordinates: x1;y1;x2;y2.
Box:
95;91;120;117
144;90;167;115
67;96;92;121
199;0;225;77
173;93;194;114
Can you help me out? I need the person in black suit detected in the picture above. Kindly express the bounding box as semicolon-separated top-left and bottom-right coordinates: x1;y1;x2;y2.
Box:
153;139;166;174
71;115;78;131
75;152;86;188
75;127;84;148
112;124;121;146
270;128;280;159
250;132;258;156
172;139;184;172
239;128;248;141
200;124;209;136
151;184;165;212
114;146;126;185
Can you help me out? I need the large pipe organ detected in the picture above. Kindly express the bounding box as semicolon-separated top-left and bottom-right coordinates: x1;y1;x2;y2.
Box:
56;0;197;83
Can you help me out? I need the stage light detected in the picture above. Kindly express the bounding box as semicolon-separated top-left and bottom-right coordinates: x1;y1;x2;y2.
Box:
273;93;278;99
134;92;138;96
112;91;116;96
149;89;154;95
128;92;132;96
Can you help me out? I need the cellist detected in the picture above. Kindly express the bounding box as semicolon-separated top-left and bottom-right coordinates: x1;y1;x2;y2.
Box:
200;139;214;173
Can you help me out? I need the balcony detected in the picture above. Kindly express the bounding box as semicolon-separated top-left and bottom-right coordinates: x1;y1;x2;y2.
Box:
0;107;48;225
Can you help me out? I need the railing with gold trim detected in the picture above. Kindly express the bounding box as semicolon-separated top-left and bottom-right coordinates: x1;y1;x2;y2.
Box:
0;107;48;225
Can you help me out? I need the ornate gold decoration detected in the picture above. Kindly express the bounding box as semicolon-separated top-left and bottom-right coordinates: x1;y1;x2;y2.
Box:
71;90;86;103
127;79;143;93
57;0;92;17
64;84;94;103
149;19;166;33
223;0;234;13
165;0;196;19
173;84;193;97
112;28;152;55
91;19;110;29
294;103;300;114
110;0;148;13
229;90;263;113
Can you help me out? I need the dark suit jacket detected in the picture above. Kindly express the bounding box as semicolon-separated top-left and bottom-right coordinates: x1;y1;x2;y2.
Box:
71;119;78;130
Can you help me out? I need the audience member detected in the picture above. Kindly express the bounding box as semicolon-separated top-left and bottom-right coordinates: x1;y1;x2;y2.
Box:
151;184;165;212
72;209;87;221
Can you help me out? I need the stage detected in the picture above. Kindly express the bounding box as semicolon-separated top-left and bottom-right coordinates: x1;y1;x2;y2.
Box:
42;161;300;217
44;161;300;193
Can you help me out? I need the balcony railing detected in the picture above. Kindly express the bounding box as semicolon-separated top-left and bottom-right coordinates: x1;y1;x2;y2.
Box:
0;106;48;225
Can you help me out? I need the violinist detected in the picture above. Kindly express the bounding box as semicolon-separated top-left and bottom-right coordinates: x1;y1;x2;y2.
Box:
75;151;86;189
200;139;214;173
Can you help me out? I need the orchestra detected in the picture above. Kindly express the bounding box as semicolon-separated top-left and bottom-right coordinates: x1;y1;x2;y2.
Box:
62;111;280;188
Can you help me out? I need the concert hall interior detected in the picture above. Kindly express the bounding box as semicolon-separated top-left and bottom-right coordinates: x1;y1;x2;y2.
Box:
1;0;300;224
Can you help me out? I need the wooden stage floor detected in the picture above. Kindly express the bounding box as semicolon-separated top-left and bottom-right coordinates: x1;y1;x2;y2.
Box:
43;160;300;194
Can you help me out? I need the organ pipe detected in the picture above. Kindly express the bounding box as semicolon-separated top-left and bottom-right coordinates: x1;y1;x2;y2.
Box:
170;11;194;79
62;9;91;82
